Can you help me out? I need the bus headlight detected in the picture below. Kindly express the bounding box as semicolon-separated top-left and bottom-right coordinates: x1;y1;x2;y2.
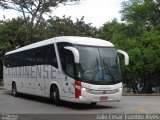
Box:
82;87;86;91
79;96;83;99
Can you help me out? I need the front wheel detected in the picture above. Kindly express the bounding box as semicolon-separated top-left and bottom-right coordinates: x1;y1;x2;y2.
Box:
12;83;18;97
91;102;97;106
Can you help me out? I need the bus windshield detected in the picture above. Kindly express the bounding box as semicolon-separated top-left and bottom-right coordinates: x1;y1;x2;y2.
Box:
74;46;122;85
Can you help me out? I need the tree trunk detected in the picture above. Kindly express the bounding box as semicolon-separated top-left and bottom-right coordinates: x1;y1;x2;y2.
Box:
131;80;136;94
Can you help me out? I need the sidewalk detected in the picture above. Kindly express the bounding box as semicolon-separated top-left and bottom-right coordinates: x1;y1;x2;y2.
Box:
123;93;160;96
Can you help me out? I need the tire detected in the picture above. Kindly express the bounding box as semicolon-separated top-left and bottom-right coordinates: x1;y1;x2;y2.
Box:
91;102;97;106
50;86;55;104
50;86;61;106
12;83;18;97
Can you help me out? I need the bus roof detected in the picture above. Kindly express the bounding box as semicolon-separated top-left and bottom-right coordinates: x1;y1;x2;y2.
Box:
5;36;114;55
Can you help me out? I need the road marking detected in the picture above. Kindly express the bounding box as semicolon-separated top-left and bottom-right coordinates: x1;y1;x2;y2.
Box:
138;105;150;114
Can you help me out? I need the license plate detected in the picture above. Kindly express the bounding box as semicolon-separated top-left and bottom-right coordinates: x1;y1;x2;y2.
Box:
100;96;108;101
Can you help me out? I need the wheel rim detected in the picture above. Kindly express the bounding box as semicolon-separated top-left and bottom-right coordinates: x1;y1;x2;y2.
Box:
53;89;57;102
13;84;16;95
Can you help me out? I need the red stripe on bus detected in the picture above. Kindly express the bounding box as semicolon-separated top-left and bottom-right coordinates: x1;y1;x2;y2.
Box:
75;80;81;98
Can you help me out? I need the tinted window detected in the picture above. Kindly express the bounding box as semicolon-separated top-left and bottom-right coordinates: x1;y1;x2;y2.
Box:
4;44;58;68
4;55;11;67
25;49;36;66
36;47;45;65
45;45;58;68
57;42;75;77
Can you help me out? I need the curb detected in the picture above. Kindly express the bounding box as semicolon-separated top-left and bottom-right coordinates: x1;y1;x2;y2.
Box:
123;94;160;96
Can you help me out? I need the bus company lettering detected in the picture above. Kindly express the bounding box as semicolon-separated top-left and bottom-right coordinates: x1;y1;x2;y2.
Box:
4;65;58;79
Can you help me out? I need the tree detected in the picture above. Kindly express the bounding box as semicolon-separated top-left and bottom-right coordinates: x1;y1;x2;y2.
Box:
46;16;97;37
121;0;160;29
98;19;140;93
138;29;160;93
0;0;80;47
120;0;160;93
99;18;160;93
0;0;80;26
0;16;97;52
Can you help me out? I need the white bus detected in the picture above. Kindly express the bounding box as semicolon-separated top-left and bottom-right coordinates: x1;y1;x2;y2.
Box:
3;36;129;105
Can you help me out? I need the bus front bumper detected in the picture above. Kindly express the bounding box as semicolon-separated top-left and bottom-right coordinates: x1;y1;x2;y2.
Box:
75;89;122;103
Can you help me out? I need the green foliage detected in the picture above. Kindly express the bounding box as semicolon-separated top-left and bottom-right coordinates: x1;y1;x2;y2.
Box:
0;0;80;25
99;4;160;93
0;16;97;54
0;0;81;49
46;16;97;37
121;0;160;29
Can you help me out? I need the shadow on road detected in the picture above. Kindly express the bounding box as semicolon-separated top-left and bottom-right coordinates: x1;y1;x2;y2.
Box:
4;91;117;110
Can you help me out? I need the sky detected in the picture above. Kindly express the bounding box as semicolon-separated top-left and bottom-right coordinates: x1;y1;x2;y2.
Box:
0;0;124;27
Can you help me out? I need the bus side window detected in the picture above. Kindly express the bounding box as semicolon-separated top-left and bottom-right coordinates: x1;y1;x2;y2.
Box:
4;56;10;67
45;45;58;68
36;47;45;65
12;54;19;67
26;49;36;66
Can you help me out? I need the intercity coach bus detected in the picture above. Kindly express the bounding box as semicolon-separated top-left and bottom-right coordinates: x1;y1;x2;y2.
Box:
3;36;129;105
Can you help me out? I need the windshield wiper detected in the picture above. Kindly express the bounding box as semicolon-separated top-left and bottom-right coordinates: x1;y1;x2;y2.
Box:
102;59;116;82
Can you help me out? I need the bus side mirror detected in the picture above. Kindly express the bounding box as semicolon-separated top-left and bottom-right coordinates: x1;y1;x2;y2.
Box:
117;50;129;65
64;46;80;64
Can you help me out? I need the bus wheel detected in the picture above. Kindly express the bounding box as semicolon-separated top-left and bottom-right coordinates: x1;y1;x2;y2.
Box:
53;86;61;106
12;83;18;97
91;102;97;106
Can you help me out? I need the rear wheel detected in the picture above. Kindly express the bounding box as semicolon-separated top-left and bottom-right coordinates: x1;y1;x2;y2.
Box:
12;83;18;97
50;86;55;104
50;86;61;106
54;86;61;106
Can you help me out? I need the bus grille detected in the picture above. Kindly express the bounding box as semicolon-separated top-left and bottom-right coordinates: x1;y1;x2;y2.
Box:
86;89;119;94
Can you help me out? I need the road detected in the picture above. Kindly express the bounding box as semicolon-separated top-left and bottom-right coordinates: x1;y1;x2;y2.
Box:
0;90;160;120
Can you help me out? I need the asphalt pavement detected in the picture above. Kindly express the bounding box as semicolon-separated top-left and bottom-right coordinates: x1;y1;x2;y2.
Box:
0;90;160;120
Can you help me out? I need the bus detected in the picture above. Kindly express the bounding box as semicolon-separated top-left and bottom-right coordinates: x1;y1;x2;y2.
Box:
3;36;129;105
